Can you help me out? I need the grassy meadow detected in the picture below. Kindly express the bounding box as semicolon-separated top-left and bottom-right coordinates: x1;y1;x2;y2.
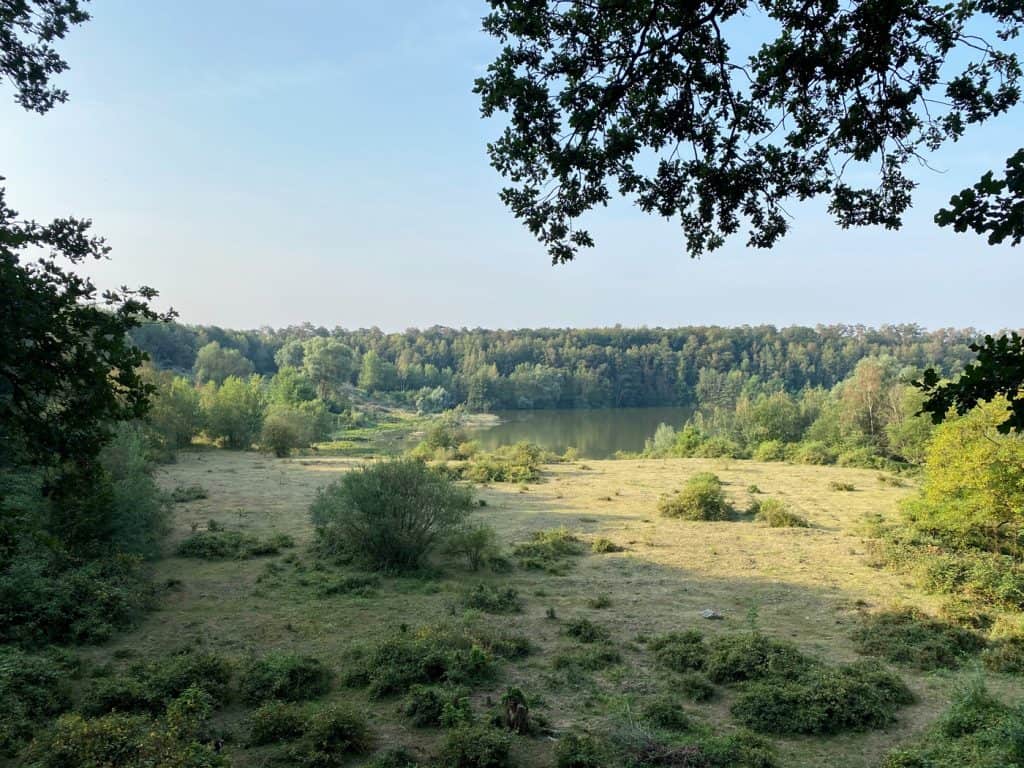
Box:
67;450;1022;768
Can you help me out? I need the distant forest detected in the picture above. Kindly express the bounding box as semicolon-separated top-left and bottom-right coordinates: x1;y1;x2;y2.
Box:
131;323;992;412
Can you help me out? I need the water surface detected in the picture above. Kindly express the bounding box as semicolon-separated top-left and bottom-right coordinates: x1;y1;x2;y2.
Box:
467;407;693;459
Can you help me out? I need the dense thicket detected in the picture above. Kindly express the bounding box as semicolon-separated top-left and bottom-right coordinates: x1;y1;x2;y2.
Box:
130;323;985;412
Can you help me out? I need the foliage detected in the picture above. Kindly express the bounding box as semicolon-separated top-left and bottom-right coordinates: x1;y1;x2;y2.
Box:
565;618;609;644
140;366;203;456
171;484;208;503
591;537;623;554
676;671;715;703
310;459;473;572
247;701;307;746
851;609;985;670
658;473;732;521
201;375;265;449
829;481;856;492
512;528;585;573
551;645;622;672
555;733;608;768
704;633;812;684
444;524;500;571
0;648;72;755
936;148;1024;248
982;636;1024;674
260;405;323;456
751;498;809;528
290;704;372;767
649;630;706;673
193;341;254;385
438;725;511;768
402;684;473;728
642;696;690;731
458;442;546;483
476;1;1020;262
239;653;332;704
176;530;294;560
461;584;522;614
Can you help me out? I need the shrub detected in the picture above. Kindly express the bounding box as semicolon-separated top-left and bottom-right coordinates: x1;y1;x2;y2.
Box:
461;584;522;614
347;625;501;697
649;630;706;672
552;646;622;672
170;484;208;502
403;684;472;728
317;574;380;597
555;733;608;768
982;636;1024;673
513;528;585;573
240;653;332;703
591;537;623;553
658;473;732;520
642;696;690;731
705;632;811;684
176;530;294;560
366;747;421;768
751;498;809;528
119;650;233;709
0;649;72;755
850;609;985;670
445;524;500;571
792;441;838;465
565;618;610;643
753;440;788;462
459;442;546;484
731;662;913;735
248;701;307;745
291;704;372;767
310;459;473;572
260;407;319;457
677;671;715;702
439;725;511;768
829;481;856;492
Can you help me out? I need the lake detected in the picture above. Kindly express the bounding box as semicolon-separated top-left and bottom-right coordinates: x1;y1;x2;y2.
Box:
467;406;693;459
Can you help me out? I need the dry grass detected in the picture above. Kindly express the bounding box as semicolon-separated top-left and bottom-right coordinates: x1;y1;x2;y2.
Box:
80;451;1024;768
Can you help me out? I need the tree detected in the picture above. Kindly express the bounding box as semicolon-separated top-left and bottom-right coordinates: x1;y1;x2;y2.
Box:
302;337;354;400
192;341;254;385
201;376;265;449
274;338;305;370
357;349;396;392
476;1;1021;263
140;366;203;455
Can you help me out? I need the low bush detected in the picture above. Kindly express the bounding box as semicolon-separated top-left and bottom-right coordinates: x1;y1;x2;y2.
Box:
850;609;985;670
248;701;307;745
176;529;294;560
554;733;608;768
591;537;623;553
792;441;838;465
170;484;208;503
731;662;914;735
240;653;332;703
317;573;380;597
649;630;706;673
403;684;473;728
881;681;1024;768
829;481;856;492
982;636;1024;674
310;459;473;572
676;670;715;702
457;442;546;484
290;704;372;767
753;440;788;462
345;624;514;697
751;497;809;528
552;645;622;672
0;649;72;755
513;528;585;573
461;584;522;614
705;632;810;684
565;618;610;643
366;747;421;768
439;725;511;768
657;473;732;521
445;524;500;571
642;696;690;731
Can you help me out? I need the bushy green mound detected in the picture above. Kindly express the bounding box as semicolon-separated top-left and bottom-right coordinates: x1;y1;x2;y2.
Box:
458;442;547;484
0;649;72;755
176;529;294;559
883;682;1024;768
403;684;472;728
552;646;623;673
982;636;1024;674
240;653;332;704
439;725;511;768
677;671;715;702
461;584;522;614
657;473;732;521
751;497;809;528
649;630;707;673
705;632;811;684
316;573;380;597
513;528;585;573
290;704;372;767
247;701;307;746
642;695;691;731
170;484;208;502
560;727;777;768
851;609;985;670
565;618;610;644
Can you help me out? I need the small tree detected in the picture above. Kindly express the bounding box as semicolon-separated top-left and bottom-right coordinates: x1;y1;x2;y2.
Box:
192;341;254;385
202;375;265;449
310;459;473;571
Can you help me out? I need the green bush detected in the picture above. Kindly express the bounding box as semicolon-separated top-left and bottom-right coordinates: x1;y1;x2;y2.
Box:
590;537;623;553
676;670;715;702
310;459;473;572
403;684;472;728
316;573;380;597
829;481;856;492
731;662;914;735
642;696;690;731
753;440;788;462
461;584;522;614
982;636;1024;674
513;528;585;573
552;646;622;672
554;733;608;768
366;747;421;768
792;441;838;465
170;484;208;503
439;725;511;768
291;704;372;767
240;653;332;703
850;609;985;670
445;524;500;571
649;630;706;672
657;473;732;520
0;649;72;755
458;442;546;484
565;617;610;643
247;701;307;745
176;529;294;560
705;632;811;684
751;497;809;528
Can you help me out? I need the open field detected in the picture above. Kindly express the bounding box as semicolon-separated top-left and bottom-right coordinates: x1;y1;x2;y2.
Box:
82;451;1024;768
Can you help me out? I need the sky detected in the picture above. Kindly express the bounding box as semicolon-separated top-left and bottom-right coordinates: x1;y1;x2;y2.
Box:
1;0;1021;332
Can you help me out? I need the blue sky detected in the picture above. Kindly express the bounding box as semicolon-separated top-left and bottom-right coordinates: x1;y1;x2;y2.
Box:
2;0;1021;331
